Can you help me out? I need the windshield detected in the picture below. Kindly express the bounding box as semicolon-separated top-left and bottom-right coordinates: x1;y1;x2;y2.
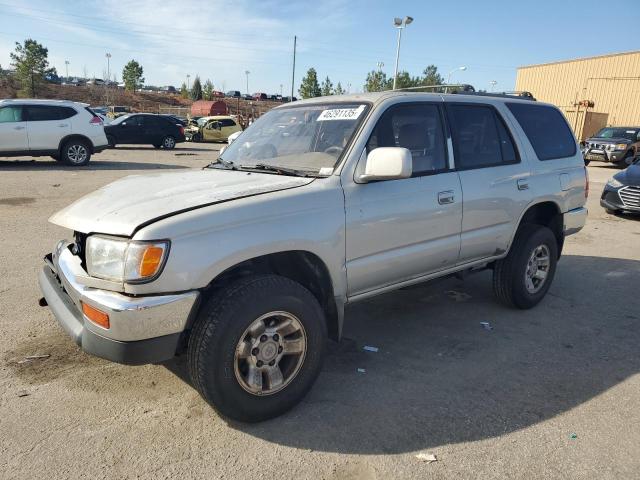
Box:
594;128;638;141
197;117;211;127
218;103;368;175
109;114;132;125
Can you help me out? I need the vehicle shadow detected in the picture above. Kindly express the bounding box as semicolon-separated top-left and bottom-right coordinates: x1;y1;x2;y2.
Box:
0;159;190;171
112;146;219;152
165;254;640;454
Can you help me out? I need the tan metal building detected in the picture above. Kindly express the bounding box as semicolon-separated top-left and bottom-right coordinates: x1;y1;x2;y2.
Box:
515;51;640;140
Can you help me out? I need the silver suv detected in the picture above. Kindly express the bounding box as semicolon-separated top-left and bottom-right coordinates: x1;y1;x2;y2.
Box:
39;91;588;421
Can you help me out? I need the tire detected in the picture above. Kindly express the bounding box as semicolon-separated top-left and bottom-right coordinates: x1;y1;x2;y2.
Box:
188;274;327;422
50;154;60;161
493;224;558;309
584;159;590;166
161;135;176;149
61;139;91;166
106;135;116;148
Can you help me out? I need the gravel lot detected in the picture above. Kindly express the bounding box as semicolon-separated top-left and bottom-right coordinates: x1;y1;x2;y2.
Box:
1;145;639;479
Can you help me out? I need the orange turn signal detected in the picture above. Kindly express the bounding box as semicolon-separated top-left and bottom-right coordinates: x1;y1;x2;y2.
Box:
139;246;164;277
82;302;110;329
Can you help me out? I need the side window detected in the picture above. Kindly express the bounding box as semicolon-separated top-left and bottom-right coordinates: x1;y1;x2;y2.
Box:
128;116;142;126
0;106;23;123
366;103;447;175
58;107;77;119
26;105;65;121
448;104;519;169
506;103;576;160
221;119;236;127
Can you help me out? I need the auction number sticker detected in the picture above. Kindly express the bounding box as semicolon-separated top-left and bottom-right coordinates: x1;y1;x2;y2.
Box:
317;105;366;121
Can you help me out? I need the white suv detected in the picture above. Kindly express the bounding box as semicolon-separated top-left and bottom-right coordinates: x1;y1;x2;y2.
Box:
0;99;108;166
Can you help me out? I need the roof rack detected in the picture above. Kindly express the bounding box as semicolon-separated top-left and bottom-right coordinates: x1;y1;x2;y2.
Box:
394;84;536;101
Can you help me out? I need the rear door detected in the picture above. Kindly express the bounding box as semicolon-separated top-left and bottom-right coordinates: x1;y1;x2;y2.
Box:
220;118;239;139
118;115;142;143
446;102;531;263
25;105;74;150
0;105;27;152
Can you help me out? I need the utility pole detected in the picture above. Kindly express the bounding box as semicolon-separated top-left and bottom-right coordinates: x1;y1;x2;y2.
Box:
392;16;413;90
291;35;297;99
280;84;283;96
187;74;191;90
64;60;69;81
245;70;250;95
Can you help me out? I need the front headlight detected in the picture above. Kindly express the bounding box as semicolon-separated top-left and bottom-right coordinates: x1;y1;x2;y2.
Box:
615;143;628;150
86;235;169;283
606;177;623;188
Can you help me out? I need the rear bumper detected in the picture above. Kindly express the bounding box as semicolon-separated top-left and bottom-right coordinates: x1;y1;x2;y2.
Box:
563;207;587;236
38;243;199;365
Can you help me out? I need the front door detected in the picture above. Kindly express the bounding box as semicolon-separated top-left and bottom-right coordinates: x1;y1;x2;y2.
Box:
25;105;72;151
118;115;143;144
0;105;27;152
344;102;462;297
203;121;223;142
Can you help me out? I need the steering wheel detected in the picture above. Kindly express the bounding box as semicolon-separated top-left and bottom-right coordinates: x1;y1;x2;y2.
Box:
324;146;344;156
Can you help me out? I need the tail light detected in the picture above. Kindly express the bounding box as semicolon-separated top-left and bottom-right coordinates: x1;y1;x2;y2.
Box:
584;166;589;199
90;116;103;126
179;126;185;136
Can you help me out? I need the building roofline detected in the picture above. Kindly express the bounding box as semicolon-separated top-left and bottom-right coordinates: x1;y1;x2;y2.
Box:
518;50;640;70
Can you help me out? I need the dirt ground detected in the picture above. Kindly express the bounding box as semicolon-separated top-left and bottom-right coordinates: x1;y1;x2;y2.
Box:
0;145;638;479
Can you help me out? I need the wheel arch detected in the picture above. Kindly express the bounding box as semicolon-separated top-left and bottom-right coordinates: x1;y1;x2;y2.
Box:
510;201;564;258
195;250;342;341
58;134;95;154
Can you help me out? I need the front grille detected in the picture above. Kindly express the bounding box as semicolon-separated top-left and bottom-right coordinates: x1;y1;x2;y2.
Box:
619;186;640;208
73;231;88;269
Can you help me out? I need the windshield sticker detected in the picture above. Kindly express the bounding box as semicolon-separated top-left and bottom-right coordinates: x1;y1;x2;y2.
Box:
626;130;636;134
317;105;366;121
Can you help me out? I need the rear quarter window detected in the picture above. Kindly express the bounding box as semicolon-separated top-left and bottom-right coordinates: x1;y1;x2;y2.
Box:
507;103;576;160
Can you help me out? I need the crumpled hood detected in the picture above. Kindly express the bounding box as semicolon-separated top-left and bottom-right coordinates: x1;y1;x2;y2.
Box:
50;169;314;236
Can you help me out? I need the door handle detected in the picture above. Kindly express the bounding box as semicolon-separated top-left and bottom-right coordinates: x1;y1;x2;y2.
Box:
517;179;529;190
13;126;25;130
438;190;455;205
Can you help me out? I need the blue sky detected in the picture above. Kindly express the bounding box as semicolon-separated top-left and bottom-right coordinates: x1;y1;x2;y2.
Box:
0;0;637;94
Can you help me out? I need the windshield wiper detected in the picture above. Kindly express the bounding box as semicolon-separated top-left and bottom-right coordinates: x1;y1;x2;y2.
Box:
240;163;314;177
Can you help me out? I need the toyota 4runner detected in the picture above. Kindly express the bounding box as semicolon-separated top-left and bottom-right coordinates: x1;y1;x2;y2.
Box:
39;92;588;422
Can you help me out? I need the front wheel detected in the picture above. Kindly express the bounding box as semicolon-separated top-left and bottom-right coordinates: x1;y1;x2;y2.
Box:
61;139;91;166
493;224;558;309
161;135;176;149
188;275;327;422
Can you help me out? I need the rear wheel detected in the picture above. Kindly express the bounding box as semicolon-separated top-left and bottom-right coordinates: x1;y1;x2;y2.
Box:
493;224;558;309
188;274;327;422
161;136;176;149
61;139;91;166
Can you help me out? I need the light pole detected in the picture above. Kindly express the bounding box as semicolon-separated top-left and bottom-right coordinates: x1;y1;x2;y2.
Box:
392;16;413;90
186;74;191;90
489;80;497;92
64;60;69;81
105;53;111;104
445;66;467;93
245;70;250;95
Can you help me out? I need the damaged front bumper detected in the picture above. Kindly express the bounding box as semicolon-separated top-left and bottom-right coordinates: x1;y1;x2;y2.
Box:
38;241;199;365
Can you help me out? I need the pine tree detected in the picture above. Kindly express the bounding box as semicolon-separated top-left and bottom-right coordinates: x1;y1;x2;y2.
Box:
191;75;202;100
333;82;345;95
202;79;214;100
122;60;144;92
364;70;389;92
321;76;333;96
10;39;56;97
180;82;188;99
299;68;321;99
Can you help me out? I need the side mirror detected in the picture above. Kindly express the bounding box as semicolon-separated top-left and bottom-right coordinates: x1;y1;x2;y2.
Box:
358;147;412;182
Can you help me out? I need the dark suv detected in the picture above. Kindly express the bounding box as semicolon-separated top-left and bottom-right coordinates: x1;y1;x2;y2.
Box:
104;113;185;149
583;126;640;167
